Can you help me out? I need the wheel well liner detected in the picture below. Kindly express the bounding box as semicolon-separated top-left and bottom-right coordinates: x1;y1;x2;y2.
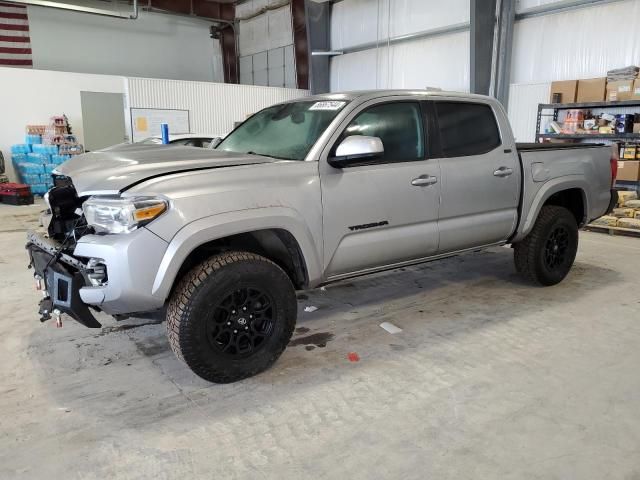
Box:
173;229;308;292
543;188;586;226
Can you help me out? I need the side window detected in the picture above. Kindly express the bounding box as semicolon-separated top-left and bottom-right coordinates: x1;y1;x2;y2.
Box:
340;102;425;163
435;102;501;157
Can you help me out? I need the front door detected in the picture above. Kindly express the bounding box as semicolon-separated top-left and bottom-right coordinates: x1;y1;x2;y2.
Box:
434;100;520;253
319;100;441;279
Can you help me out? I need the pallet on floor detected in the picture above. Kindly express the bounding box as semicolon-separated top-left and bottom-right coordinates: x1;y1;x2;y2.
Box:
585;223;640;238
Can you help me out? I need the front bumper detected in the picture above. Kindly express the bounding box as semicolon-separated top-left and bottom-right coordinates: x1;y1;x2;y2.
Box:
27;227;169;327
27;232;101;328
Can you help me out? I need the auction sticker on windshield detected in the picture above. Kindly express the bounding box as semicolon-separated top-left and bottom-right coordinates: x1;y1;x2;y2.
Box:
309;101;346;111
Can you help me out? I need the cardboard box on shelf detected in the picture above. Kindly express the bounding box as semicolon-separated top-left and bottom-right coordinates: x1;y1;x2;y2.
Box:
633;79;640;98
622;145;637;159
576;78;606;102
549;80;577;103
617;160;640;181
607;80;635;101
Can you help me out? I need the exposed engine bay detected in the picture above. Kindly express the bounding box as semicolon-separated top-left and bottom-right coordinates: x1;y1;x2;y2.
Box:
46;175;91;246
26;175;105;328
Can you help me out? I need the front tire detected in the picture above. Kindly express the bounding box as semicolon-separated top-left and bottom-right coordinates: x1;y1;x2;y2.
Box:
514;205;579;286
166;251;297;383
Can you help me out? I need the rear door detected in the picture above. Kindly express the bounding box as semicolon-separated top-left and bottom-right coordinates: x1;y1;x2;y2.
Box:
433;100;520;253
319;99;441;278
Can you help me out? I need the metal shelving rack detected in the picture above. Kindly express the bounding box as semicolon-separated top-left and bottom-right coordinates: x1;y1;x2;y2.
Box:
535;99;640;143
535;99;640;196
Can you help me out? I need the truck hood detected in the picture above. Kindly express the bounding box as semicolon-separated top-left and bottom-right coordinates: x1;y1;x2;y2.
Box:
55;145;275;196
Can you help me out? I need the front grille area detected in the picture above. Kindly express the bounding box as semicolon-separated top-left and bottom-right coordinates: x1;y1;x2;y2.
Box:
47;180;89;244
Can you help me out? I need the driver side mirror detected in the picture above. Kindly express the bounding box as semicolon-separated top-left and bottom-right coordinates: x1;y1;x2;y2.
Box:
210;137;222;149
328;136;384;168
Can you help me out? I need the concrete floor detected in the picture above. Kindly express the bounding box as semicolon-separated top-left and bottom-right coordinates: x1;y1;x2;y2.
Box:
1;201;639;480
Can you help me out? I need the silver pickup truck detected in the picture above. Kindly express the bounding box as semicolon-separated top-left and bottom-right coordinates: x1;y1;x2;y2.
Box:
27;90;618;383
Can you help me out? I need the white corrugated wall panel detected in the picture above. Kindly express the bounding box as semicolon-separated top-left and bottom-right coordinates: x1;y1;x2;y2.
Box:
330;0;469;50
237;1;293;57
511;0;640;84
330;30;469;92
125;77;309;136
507;83;551;142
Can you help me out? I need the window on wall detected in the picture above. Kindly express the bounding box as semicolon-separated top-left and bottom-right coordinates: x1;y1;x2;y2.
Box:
340;102;425;163
435;102;501;157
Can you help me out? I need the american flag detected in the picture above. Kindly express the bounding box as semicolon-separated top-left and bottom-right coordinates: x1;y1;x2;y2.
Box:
0;1;32;68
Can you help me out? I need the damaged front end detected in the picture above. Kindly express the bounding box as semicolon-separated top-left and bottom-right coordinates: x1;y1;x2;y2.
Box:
26;176;104;328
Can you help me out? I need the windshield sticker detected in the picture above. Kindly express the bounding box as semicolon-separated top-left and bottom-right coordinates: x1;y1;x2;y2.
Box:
309;101;346;111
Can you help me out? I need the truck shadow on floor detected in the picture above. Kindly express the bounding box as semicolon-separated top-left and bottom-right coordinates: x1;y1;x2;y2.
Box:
26;246;622;429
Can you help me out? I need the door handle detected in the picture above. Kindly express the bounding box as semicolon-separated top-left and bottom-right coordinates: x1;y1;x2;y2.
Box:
493;167;514;177
411;175;438;187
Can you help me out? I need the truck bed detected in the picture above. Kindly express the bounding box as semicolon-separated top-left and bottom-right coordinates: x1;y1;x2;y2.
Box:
516;142;605;151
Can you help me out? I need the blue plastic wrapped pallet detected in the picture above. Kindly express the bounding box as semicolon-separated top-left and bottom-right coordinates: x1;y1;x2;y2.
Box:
31;184;49;196
11;154;27;166
25;134;41;145
11;144;30;154
43;164;57;174
26;153;48;164
51;154;70;164
18;162;43;175
32;144;58;155
22;173;45;184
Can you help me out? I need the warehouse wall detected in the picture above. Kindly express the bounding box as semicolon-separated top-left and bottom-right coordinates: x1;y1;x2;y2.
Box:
0;67;125;181
125;77;309;138
27;6;223;82
0;68;309;182
508;0;640;141
236;0;296;88
329;0;469;92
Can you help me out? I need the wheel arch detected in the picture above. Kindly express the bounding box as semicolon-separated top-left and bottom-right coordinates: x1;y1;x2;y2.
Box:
514;178;589;242
151;208;323;301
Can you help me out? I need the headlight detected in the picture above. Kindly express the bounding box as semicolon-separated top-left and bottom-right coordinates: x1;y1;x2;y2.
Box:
83;196;168;234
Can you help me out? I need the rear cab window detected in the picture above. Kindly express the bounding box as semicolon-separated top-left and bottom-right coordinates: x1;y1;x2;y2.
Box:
435;102;501;157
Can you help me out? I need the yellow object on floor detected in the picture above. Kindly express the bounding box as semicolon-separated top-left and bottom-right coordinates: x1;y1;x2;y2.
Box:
624;199;640;208
617;191;638;206
617;218;640;230
591;215;619;227
612;207;636;218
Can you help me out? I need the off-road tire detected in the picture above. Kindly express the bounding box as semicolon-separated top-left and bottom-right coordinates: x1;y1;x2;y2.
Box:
514;205;579;286
166;251;297;383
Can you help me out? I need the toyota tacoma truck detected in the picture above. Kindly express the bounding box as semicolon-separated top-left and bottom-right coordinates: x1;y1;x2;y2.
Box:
26;90;618;383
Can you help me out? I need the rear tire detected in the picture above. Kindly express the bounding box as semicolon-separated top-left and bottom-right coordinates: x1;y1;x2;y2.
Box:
166;251;297;383
514;205;578;286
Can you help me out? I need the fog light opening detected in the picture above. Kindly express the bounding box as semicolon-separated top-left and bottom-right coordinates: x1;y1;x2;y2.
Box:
87;258;108;286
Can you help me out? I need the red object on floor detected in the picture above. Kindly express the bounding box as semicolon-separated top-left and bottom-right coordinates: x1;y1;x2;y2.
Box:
0;182;33;205
0;182;31;196
347;352;360;362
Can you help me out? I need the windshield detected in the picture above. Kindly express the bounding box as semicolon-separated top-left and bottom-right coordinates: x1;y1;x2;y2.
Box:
216;100;348;160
